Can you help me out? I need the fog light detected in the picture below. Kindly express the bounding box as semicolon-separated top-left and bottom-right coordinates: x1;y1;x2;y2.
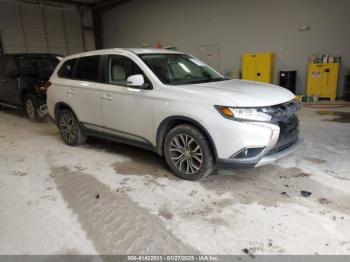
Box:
231;147;265;159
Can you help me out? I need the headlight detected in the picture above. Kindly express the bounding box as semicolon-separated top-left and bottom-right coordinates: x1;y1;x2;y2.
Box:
215;105;272;122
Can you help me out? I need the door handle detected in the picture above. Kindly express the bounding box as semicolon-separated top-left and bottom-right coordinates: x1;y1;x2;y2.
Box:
101;94;112;101
67;89;75;95
1;79;6;82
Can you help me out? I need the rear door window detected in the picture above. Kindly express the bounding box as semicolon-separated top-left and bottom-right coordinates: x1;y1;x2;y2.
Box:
75;56;100;82
58;58;77;79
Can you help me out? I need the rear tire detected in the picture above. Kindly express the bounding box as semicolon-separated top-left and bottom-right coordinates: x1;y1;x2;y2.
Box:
24;94;41;122
164;124;215;181
57;109;86;146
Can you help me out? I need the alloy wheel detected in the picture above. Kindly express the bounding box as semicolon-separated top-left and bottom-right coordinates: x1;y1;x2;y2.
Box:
169;134;203;175
59;113;78;144
25;99;35;120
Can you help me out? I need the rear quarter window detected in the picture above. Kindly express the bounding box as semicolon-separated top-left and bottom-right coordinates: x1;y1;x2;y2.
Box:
57;58;77;79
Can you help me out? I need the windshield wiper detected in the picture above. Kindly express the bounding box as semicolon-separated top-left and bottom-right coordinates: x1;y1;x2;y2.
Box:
168;77;227;85
211;78;227;82
191;78;226;84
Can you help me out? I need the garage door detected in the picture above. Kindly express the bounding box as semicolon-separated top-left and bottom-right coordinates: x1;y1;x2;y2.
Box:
0;1;84;56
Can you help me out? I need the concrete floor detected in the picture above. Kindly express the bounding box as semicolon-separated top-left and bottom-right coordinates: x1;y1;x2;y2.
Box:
0;104;349;255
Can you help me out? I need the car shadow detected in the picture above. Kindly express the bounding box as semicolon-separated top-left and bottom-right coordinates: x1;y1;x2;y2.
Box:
0;106;49;122
0;106;28;119
85;137;179;180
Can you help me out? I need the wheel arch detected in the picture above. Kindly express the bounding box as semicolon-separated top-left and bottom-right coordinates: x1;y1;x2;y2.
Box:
54;102;77;122
156;116;218;159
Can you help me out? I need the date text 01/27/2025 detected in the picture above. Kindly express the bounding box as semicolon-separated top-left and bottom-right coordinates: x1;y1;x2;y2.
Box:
127;255;218;261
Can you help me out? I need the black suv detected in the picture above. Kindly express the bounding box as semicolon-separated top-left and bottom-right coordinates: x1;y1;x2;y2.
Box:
0;53;62;121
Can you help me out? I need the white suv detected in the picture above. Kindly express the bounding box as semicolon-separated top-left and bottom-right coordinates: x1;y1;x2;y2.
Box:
47;48;300;181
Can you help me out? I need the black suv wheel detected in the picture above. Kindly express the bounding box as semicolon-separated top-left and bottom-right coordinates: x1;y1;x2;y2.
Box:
24;94;41;122
164;124;215;181
57;109;87;146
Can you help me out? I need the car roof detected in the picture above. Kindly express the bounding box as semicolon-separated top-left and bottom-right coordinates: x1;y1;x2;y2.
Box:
126;48;182;54
63;48;183;60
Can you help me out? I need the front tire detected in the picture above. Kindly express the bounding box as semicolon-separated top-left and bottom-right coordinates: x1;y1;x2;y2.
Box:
57;109;86;146
164;124;215;181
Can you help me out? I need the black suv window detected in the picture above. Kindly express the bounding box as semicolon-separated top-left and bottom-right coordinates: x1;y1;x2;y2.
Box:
17;55;59;77
58;58;77;79
75;56;100;82
108;55;149;86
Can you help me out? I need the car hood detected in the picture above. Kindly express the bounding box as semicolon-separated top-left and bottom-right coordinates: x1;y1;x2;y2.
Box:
187;79;295;107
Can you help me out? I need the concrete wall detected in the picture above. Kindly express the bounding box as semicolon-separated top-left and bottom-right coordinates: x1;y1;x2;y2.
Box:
101;0;350;95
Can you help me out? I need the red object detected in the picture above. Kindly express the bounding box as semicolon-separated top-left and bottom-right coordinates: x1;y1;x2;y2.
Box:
155;42;162;48
41;81;52;92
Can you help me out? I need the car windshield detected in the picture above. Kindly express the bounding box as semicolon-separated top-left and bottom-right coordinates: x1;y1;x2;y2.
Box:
17;55;61;77
139;53;225;85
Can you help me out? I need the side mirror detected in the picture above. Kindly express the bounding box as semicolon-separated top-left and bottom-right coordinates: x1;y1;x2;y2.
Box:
126;74;149;89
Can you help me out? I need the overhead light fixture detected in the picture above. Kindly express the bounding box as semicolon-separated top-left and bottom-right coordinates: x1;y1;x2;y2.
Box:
298;25;311;32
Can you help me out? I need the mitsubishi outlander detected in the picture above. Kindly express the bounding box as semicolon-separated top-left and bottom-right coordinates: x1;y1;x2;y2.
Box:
47;48;300;180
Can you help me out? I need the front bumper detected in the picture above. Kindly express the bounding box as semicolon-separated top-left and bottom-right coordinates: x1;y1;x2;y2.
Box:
217;138;301;169
213;100;300;168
